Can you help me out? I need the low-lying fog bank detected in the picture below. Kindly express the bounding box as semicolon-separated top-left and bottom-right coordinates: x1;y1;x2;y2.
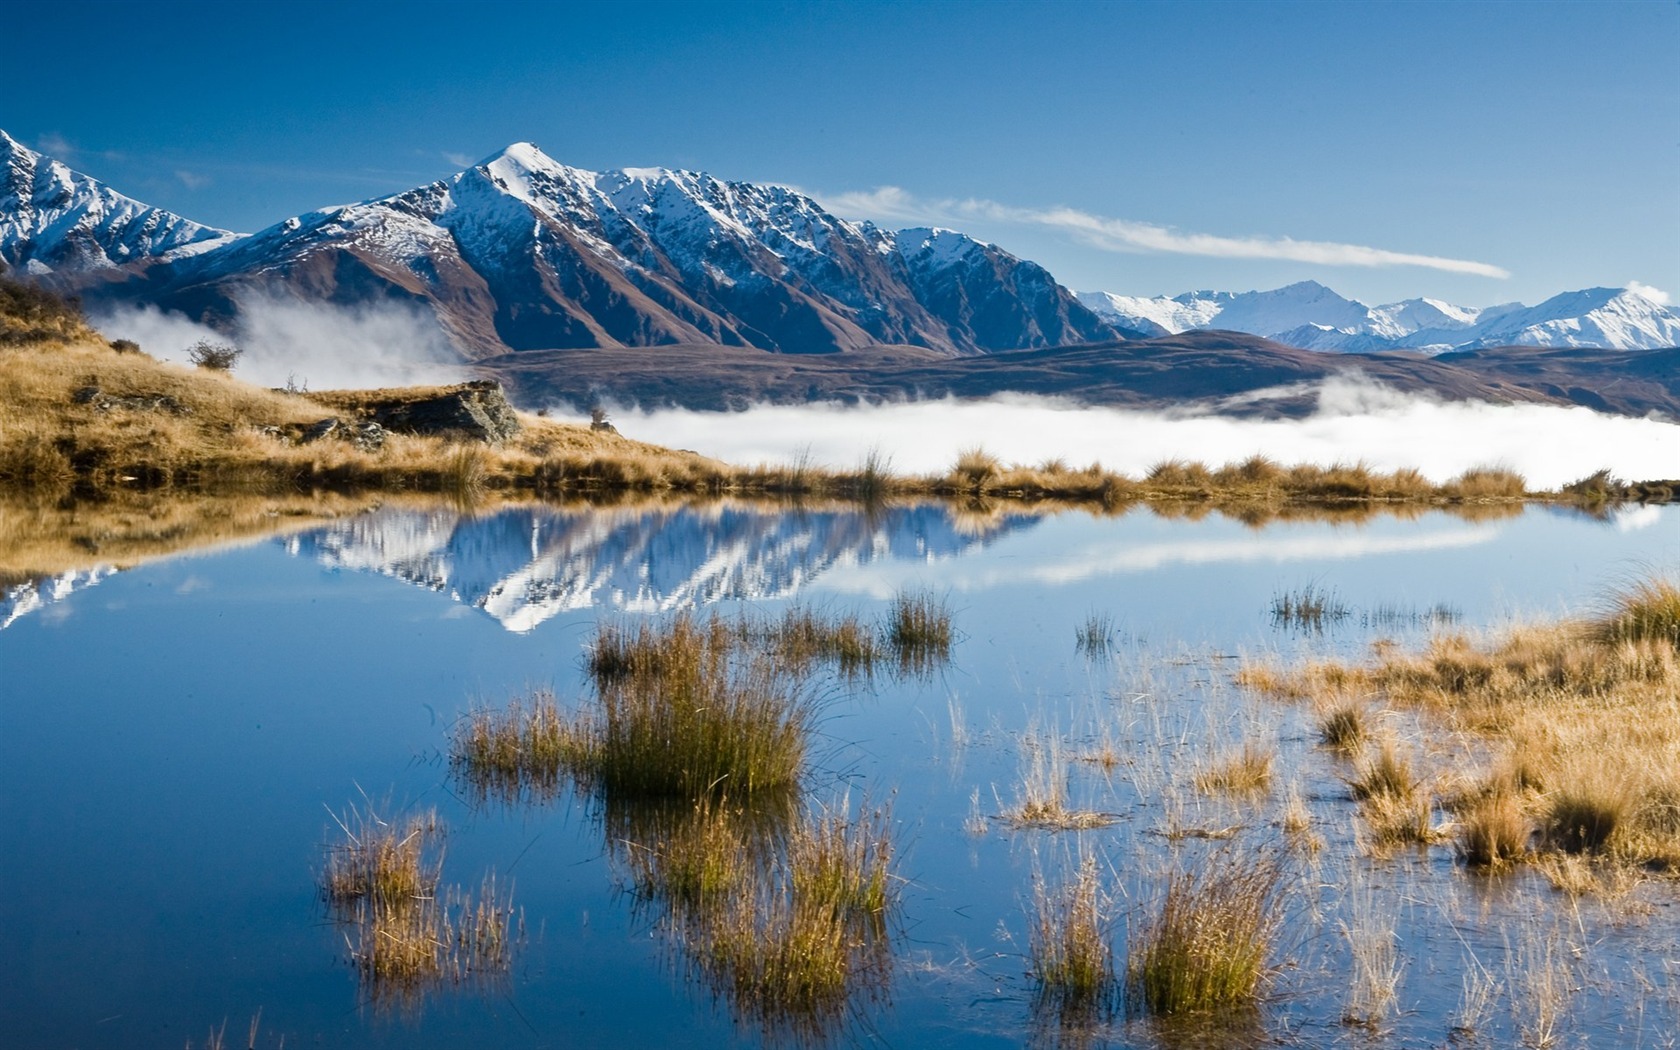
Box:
591;378;1678;490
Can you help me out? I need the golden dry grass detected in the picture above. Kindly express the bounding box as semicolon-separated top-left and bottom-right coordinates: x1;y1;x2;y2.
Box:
1193;742;1275;796
1242;577;1680;879
0;327;1605;520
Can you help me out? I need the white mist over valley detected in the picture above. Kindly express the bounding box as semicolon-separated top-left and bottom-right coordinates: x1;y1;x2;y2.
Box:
599;379;1680;491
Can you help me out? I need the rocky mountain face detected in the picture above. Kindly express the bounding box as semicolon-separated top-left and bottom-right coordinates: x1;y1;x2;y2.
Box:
0;131;237;274
0;132;1120;358
1079;280;1680;353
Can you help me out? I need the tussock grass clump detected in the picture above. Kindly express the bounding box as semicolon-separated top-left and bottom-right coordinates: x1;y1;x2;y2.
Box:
1348;739;1415;802
320;804;520;1012
322;805;443;911
949;445;1001;491
1125;850;1285;1017
1596;576;1680;648
690;800;898;1038
885;588;953;673
1030;854;1117;1023
1347;740;1437;848
1543;780;1631;854
450;689;585;805
1193;742;1275;796
737;604;881;678
1317;701;1368;751
580;613;813;801
1456;788;1531;868
1442;466;1527;501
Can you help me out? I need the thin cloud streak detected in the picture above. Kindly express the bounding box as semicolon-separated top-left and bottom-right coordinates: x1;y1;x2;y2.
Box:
819;186;1510;279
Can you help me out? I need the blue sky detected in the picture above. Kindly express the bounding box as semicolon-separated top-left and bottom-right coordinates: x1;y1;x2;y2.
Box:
7;0;1675;307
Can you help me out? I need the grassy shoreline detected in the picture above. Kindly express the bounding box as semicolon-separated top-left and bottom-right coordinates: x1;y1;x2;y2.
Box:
1;326;1667;515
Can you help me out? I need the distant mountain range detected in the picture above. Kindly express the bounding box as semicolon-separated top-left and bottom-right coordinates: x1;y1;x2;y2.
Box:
0;130;1121;358
1078;281;1680;354
4;128;1675;364
4;128;1677;420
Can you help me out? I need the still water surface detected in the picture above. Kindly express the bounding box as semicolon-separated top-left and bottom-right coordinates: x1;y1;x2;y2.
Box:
4;500;1679;1048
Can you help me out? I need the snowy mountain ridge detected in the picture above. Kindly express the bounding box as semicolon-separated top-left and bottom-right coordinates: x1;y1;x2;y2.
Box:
2;132;1117;358
1078;280;1680;353
0;131;238;274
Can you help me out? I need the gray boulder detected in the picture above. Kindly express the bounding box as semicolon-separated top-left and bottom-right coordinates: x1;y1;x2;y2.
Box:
364;380;521;443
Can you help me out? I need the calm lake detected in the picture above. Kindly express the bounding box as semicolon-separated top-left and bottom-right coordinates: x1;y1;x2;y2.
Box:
5;498;1679;1048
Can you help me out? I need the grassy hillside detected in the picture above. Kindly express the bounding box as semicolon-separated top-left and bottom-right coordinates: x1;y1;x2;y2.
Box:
0;274;1653;516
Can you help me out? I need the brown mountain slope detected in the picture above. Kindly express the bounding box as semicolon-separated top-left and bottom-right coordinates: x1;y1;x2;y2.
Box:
484;330;1674;418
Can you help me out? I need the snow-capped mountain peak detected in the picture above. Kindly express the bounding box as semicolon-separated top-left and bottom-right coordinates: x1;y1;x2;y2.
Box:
0;129;239;274
1079;279;1680;353
38;133;1117;358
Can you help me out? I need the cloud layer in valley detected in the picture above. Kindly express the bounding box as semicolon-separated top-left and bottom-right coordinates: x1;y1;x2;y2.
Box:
819;186;1511;279
90;295;464;391
598;378;1678;491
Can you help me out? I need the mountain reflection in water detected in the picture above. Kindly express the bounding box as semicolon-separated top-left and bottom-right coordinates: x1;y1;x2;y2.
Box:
284;503;1041;632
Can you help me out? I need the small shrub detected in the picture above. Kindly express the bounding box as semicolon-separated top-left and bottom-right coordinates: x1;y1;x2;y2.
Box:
186;339;242;371
108;338;140;354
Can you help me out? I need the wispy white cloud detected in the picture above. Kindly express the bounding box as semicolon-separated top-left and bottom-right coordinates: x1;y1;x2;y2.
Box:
174;169;211;190
35;132;76;159
1627;280;1671;306
442;151;475;168
88;293;464;391
818;186;1510;279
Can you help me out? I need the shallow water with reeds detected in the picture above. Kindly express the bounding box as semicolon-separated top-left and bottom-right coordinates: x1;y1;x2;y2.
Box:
5;498;1680;1048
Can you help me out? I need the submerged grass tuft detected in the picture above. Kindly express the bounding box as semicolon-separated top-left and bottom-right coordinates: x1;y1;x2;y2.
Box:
1125;849;1285;1017
885;588;953;674
1030;854;1117;1024
450;689;584;805
320;803;520;1013
1193;742;1275;796
583;613;813;800
1075;610;1116;656
1270;583;1351;631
